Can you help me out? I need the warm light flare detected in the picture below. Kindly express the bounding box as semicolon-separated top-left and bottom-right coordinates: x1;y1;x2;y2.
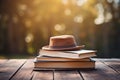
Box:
54;24;66;32
76;0;87;6
64;9;71;16
74;15;83;23
62;0;68;5
25;33;34;43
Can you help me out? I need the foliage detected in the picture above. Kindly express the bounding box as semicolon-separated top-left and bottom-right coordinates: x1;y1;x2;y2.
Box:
0;0;120;58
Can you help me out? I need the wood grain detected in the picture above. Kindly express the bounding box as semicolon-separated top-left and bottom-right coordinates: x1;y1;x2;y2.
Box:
102;61;120;74
54;70;83;80
0;59;120;80
0;59;26;80
32;71;53;80
11;59;34;80
80;61;120;80
0;59;8;65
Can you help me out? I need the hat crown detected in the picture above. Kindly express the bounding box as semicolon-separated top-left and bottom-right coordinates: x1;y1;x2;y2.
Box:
49;35;77;48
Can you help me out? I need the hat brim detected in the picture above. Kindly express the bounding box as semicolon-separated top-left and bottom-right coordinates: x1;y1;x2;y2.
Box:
42;45;85;51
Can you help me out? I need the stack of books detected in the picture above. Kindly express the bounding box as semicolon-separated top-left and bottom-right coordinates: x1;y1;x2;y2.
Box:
34;35;96;70
34;49;96;70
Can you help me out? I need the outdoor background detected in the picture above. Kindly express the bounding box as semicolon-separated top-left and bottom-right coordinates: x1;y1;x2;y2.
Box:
0;0;120;58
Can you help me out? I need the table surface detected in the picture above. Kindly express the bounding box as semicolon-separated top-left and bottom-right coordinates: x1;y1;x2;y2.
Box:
0;58;120;80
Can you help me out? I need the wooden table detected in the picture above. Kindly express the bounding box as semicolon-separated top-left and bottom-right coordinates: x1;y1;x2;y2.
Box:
0;58;120;80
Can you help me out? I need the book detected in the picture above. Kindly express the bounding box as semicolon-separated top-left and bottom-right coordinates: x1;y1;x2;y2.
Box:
39;49;96;59
34;60;95;69
36;55;91;61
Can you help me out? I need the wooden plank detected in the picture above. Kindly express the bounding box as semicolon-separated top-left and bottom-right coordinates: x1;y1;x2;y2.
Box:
32;71;53;80
102;61;120;74
54;70;83;80
80;61;120;80
92;58;120;62
11;59;34;80
0;59;26;80
93;58;120;73
0;59;8;65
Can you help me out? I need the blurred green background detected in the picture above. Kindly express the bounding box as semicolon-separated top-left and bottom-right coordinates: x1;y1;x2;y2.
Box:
0;0;120;58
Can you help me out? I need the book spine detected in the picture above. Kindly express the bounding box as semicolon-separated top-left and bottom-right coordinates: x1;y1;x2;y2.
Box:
34;61;95;69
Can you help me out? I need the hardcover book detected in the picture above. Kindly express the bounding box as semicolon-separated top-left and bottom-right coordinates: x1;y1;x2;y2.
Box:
36;56;91;61
34;59;95;69
39;49;96;59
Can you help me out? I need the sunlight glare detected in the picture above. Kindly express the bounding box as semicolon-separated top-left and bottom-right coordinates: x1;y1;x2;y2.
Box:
18;4;27;11
64;9;71;16
105;12;112;22
76;0;87;6
18;4;27;16
54;24;66;32
94;14;104;25
62;0;68;5
74;15;83;23
94;3;104;25
25;33;34;43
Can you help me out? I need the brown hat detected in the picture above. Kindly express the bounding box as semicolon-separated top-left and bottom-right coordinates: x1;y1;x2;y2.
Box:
42;35;85;51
